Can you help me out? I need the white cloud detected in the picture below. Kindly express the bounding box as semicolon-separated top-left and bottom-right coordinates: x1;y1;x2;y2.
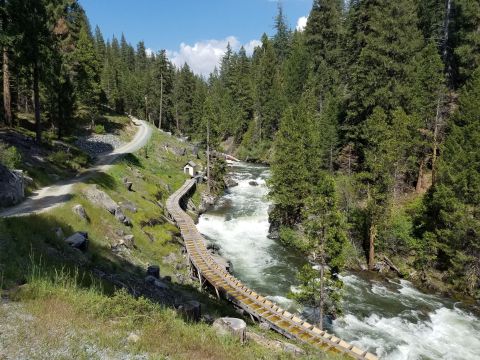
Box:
145;48;154;57
296;16;308;32
167;36;261;77
244;40;262;55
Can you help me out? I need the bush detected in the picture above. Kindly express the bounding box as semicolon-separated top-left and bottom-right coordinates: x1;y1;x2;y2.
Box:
279;226;309;252
47;150;70;165
93;124;106;134
0;143;22;169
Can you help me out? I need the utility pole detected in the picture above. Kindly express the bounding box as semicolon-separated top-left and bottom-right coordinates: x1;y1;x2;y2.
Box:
159;74;164;129
207;114;211;194
145;95;148;122
319;256;325;331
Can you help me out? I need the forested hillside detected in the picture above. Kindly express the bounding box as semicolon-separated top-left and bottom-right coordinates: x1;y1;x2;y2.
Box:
1;0;479;303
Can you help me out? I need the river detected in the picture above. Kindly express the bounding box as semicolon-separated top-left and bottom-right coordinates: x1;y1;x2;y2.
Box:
196;162;480;360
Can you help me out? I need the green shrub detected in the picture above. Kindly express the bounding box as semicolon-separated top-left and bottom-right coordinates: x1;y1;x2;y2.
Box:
0;143;22;169
47;150;70;165
93;124;106;134
279;226;309;252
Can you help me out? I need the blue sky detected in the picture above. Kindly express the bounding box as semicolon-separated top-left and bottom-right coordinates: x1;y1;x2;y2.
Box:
79;0;312;75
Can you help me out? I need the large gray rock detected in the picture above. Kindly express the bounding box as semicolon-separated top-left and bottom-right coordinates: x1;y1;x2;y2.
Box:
224;177;238;188
213;317;247;344
65;232;88;251
72;204;89;221
0;164;24;208
120;201;138;213
83;185;118;214
178;300;201;322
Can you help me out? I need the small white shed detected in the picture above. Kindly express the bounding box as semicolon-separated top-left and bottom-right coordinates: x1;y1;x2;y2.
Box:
183;161;199;177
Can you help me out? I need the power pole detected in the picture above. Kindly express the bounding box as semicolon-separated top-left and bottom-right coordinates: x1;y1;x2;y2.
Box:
145;95;148;122
159;74;164;129
207;114;211;194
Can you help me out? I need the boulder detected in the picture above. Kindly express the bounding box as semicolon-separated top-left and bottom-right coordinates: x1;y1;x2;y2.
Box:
0;164;24;207
199;193;216;214
224;177;239;188
114;208;132;226
178;300;201;322
145;275;157;285
213;317;247;344
72;204;89;221
126;332;140;343
115;208;126;222
248;181;259;186
120;201;138;213
65;232;88;251
147;265;160;279
123;234;135;248
207;243;221;254
83;185;118;214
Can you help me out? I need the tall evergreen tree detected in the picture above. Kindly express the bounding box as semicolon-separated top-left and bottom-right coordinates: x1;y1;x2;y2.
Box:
273;3;291;61
345;0;423;131
269;106;309;225
422;68;480;297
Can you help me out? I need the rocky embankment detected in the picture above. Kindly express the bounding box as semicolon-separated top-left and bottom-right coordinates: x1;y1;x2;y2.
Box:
75;134;126;157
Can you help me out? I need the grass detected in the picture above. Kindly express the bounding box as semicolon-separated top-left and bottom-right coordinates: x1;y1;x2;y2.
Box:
3;266;293;360
0;125;346;359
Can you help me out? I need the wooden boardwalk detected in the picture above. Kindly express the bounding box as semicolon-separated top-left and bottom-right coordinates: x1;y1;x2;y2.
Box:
166;179;378;360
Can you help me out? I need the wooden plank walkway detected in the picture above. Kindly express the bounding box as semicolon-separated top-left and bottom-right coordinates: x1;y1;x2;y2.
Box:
166;179;378;360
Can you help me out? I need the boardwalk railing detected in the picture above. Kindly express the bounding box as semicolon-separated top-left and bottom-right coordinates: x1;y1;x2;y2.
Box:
166;179;378;360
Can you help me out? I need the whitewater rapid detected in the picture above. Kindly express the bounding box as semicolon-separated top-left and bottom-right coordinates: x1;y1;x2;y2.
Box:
197;162;480;360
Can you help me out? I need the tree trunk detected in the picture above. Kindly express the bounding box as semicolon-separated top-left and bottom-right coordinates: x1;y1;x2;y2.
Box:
432;98;441;185
3;46;12;127
368;223;377;270
416;158;425;193
33;60;41;143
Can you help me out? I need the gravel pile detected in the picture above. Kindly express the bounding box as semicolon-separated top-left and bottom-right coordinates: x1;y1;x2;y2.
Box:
75;134;125;157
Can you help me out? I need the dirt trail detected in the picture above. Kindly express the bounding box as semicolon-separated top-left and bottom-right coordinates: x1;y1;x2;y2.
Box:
0;118;152;218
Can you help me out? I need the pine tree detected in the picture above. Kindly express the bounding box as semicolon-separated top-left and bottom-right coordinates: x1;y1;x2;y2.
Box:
361;107;415;268
255;34;285;140
74;25;101;124
283;31;310;105
304;0;343;94
422;68;480;297
269;106;309;225
346;0;423;131
290;174;348;325
9;0;51;142
449;0;480;87
412;41;447;189
273;3;291;61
